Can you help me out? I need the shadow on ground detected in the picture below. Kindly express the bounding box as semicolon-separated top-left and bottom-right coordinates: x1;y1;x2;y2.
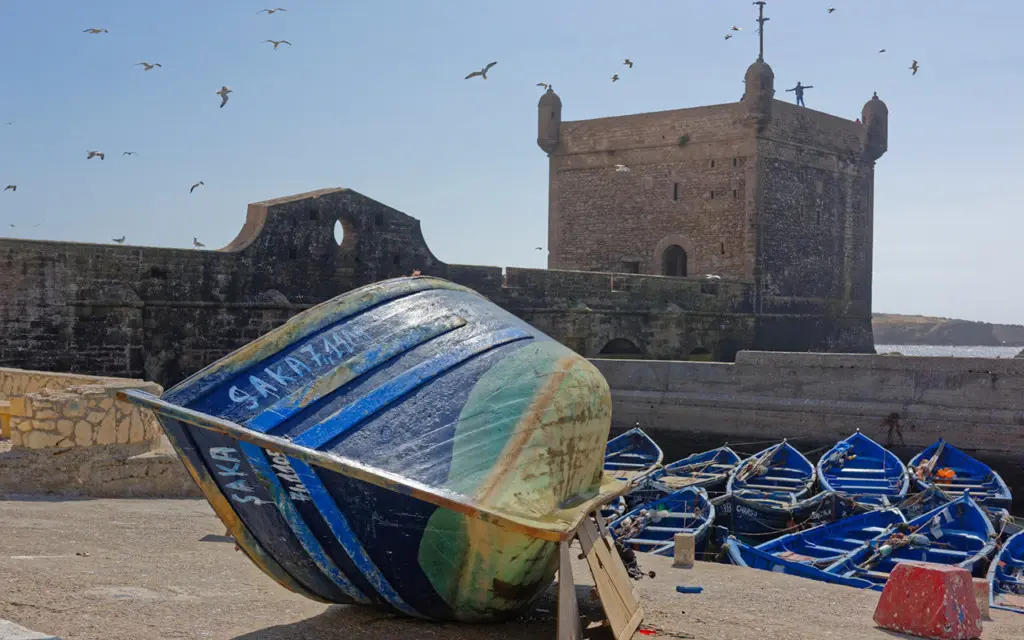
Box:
232;586;615;640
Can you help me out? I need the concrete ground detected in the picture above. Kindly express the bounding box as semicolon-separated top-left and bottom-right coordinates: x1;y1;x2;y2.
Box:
1;498;1022;640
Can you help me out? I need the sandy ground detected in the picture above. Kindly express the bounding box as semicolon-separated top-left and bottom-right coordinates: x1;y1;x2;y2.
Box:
0;498;1022;640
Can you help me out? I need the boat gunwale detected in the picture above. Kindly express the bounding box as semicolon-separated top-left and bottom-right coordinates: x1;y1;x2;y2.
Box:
120;389;628;542
988;528;1024;614
604;427;665;483
608;486;715;555
816;431;910;501
906;439;1012;506
726;441;817;502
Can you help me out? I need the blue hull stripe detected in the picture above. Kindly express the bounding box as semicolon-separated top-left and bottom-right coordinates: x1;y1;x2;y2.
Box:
248;315;467;434
295;327;533;450
290;458;427;619
240;442;372;604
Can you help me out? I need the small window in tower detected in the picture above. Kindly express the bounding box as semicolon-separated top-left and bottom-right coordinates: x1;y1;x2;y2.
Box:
720;242;725;255
621;261;640;274
733;189;738;199
710;190;715;200
393;254;401;265
710;159;716;168
673;183;679;201
733;158;738;167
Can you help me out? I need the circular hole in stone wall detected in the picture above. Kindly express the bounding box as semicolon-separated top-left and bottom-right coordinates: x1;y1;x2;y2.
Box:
333;219;345;246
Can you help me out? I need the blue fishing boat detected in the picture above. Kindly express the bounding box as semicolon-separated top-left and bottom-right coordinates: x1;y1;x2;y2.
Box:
817;431;909;507
600;475;672;522
723;441;817;538
990;529;1024;614
716;490;859;542
755;508;906;568
121;277;624;622
604;427;664;484
897;484;953;521
722;536;878;590
908;439;1012;510
653;446;742;494
826;490;998;587
609;487;715;557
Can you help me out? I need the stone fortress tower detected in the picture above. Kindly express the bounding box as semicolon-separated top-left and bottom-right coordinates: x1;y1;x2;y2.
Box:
536;19;888;353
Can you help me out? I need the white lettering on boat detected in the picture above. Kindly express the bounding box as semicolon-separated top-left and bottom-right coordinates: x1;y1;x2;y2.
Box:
209;446;270;506
268;451;312;503
227;326;367;411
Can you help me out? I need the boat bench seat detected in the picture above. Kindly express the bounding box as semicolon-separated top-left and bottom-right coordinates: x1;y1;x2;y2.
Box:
645;526;693;533
605;462;649;469
918;548;971;559
624;537;671;547
805;543;848;555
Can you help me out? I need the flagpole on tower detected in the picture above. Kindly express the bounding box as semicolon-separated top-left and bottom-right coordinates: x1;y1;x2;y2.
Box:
753;1;769;61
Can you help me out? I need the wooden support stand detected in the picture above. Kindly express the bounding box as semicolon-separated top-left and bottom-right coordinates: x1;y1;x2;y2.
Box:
556;511;643;640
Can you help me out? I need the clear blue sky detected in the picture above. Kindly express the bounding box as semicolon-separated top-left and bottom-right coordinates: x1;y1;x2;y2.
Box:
1;1;1022;324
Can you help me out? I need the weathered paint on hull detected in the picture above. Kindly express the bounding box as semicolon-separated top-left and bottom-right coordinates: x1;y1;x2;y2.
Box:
136;277;618;621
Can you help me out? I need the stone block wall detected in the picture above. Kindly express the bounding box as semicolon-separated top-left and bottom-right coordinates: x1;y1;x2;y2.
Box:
0;367;133;401
7;382;163;450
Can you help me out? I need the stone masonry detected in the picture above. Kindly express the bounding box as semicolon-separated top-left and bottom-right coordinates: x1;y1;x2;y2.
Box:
538;56;887;354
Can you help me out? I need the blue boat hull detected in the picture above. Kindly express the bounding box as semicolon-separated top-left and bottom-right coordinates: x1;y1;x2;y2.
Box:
990;529;1024;614
722;537;877;590
908;439;1013;511
654;446;742;495
131;277;621;622
604;427;664;483
713;491;860;544
609;487;715;557
756;508;906;567
817;432;909;506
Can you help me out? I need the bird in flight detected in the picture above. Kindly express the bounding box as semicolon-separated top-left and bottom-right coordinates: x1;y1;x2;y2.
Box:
193;237;205;248
731;25;742;31
537;82;550;90
613;164;630;173
909;60;919;75
83;28;108;34
3;122;13;125
611;74;619;82
827;7;836;13
217;86;232;107
4;185;15;192
190;181;205;193
465;62;497;80
258;8;287;14
534;246;543;251
87;151;104;160
122;151;137;156
112;236;125;244
724;33;733;40
878;49;886;54
135;62;162;71
704;274;722;280
265;40;292;49
623;58;633;68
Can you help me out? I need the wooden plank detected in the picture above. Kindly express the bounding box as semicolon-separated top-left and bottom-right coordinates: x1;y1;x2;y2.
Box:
557;541;582;640
577;517;643;640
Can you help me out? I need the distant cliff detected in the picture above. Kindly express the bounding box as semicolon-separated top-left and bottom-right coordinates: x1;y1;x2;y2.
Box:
873;314;1024;347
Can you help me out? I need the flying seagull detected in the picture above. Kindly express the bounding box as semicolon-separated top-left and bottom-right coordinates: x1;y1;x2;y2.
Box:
258;8;287;14
3;122;13;125
264;40;292;49
122;151;137;156
613;164;630;173
83;28;108;34
465;62;497;80
190;181;205;193
878;49;886;54
724;33;733;40
87;151;104;160
705;274;722;280
4;185;15;192
135;62;162;71
112;236;125;244
731;25;743;31
828;7;836;13
910;60;919;75
537;82;550;89
534;246;543;251
611;74;619;82
216;86;232;107
623;58;633;68
193;237;205;248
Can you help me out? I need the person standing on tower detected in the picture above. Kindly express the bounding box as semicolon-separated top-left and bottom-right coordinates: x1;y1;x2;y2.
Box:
786;81;813;107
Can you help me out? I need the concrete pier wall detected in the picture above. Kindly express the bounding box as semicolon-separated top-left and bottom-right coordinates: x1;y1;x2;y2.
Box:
592;351;1024;505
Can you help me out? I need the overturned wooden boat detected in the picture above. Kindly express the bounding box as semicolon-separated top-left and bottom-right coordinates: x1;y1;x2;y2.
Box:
722;536;877;590
609;487;715;557
825;490;998;587
121;277;625;622
990;529;1024;614
755;508;906;568
817;431;909;508
604;427;664;484
653;446;742;494
908;438;1012;510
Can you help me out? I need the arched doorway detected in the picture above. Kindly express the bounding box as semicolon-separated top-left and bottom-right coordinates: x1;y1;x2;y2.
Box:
598;338;644;359
662;245;687;277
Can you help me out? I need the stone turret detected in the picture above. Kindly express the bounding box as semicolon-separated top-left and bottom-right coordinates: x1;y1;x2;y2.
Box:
861;92;888;162
537;87;562;154
743;59;774;131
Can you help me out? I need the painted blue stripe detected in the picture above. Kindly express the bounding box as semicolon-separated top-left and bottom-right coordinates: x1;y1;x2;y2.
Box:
294;327;533;450
248;315;467;434
240;441;372;604
289;458;427;619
